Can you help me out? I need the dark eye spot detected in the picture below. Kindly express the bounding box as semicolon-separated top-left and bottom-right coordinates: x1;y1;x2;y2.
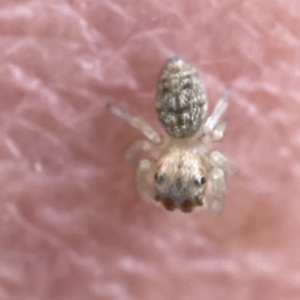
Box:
194;177;206;187
154;172;164;184
194;179;201;187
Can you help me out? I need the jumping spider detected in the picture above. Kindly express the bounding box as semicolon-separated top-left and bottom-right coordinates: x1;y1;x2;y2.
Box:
108;56;236;213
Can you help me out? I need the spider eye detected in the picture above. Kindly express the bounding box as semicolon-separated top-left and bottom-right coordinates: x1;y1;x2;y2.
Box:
154;172;164;184
194;179;200;187
194;177;206;187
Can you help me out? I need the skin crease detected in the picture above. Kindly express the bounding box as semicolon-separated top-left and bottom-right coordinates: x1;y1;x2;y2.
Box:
1;0;300;299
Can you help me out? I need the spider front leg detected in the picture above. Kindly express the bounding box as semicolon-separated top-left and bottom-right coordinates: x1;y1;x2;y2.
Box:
125;139;153;162
135;159;157;203
107;103;163;145
107;103;164;161
107;104;163;204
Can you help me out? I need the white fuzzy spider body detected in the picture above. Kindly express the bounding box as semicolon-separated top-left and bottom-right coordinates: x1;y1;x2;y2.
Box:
154;140;208;212
108;57;235;213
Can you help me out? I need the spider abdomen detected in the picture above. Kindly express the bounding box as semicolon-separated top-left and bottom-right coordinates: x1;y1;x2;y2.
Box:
156;56;207;138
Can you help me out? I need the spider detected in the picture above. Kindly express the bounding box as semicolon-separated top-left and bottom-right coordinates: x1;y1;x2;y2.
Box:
108;56;236;213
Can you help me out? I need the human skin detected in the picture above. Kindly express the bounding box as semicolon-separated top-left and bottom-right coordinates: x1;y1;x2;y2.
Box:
1;0;300;299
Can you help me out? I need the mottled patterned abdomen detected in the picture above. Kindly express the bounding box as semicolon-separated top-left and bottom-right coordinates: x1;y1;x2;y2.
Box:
156;57;207;138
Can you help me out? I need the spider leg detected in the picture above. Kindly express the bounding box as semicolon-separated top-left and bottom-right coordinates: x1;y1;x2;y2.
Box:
209;150;237;175
135;159;156;203
205;150;236;213
125;139;153;162
206;167;227;213
210;120;227;142
203;87;229;142
107;103;163;145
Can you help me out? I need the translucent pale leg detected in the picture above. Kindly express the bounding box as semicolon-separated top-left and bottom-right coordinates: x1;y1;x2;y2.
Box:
211;120;227;142
206;150;236;213
125;139;153;161
209;150;237;175
107;103;163;144
135;159;155;203
206;167;227;213
203;88;229;142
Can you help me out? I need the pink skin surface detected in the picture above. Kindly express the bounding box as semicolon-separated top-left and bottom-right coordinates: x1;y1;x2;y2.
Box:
0;1;300;299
